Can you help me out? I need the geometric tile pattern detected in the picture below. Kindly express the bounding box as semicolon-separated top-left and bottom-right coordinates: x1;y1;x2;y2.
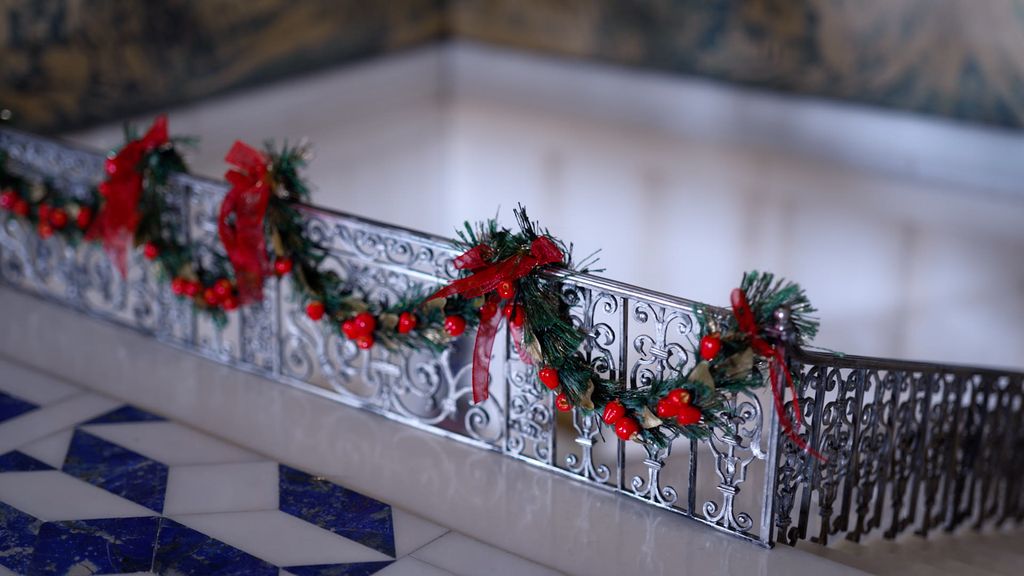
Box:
82;405;165;425
62;430;169;513
0;452;52;473
28;516;161;575
0;402;425;575
154;518;279;576
280;465;396;558
0;391;36;425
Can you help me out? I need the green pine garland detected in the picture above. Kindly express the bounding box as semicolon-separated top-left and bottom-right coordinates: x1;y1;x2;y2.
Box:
0;151;99;245
438;206;819;447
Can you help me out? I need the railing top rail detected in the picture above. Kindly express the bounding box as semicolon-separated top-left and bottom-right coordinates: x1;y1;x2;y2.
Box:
793;347;1024;378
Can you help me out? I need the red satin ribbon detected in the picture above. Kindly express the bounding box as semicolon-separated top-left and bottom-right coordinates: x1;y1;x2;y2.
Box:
89;115;169;276
219;141;272;304
731;288;824;461
429;236;563;403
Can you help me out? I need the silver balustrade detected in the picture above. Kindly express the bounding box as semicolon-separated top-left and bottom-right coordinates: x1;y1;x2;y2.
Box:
1;127;1021;549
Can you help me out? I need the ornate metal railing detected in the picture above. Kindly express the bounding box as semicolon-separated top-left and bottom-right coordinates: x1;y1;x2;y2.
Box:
1;127;1022;548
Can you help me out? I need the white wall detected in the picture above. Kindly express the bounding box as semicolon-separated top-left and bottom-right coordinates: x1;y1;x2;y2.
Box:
70;43;1024;370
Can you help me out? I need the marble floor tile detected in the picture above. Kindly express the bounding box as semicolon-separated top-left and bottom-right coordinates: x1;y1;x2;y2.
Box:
280;465;395;558
18;428;74;468
172;510;394;566
82;420;263;466
154;517;278;576
412;533;563;576
0;450;52;473
0;393;121;454
0;357;79;406
28;516;161;575
0;470;153;521
0;500;41;575
164;461;279;515
84;405;165;425
283;561;395;576
0;391;36;424
375;557;457;576
391;509;449;557
62;429;169;513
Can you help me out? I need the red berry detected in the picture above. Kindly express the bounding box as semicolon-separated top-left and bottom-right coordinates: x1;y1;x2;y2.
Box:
306;301;325;321
538;367;559;390
656;396;679;419
676;403;702;426
700;334;722;361
222;295;239;311
497;280;515;299
341;319;359;340
104;157;118;176
12;199;29;217
0;190;16;210
49;207;68;229
353;312;376;336
356;335;374;350
170;277;187;296
666;388;692;407
143;242;159;260
37;204;51;221
203;287;220;306
479;301;498;321
614;417;640;441
213;279;233;299
76;207;93;229
602;400;626;425
555;393;572;412
37;222;53;239
397;312;417;334
273;258;293;276
504;303;525;327
444;315;466;337
184;281;201;297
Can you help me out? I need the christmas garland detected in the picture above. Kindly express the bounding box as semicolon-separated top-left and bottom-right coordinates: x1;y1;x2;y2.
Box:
0;152;99;243
2;113;827;453
429;207;821;451
216;139;482;351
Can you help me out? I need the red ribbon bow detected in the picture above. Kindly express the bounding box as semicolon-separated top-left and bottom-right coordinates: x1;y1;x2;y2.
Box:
731;288;824;461
219;141;272;304
429;236;563;403
89;115;169;276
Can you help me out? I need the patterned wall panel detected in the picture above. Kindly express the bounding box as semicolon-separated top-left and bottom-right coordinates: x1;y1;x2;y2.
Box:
3;0;1024;132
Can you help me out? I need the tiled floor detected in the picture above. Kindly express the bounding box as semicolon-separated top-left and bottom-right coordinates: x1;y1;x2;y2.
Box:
0;358;561;576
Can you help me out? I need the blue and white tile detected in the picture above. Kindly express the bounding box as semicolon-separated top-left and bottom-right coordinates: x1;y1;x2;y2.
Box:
0;357;80;407
0;393;121;454
154;517;278;576
279;465;396;557
0;450;53;472
0;470;153;521
62;429;169;513
83;404;165;425
17;428;74;469
390;509;449;557
164;460;280;515
27;516;161;575
0;391;37;425
0;500;42;574
411;533;562;576
81;420;262;466
171;510;394;567
283;560;397;576
373;557;458;576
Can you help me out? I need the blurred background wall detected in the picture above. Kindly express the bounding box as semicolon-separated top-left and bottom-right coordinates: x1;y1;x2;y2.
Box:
5;0;1024;132
4;1;1023;369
